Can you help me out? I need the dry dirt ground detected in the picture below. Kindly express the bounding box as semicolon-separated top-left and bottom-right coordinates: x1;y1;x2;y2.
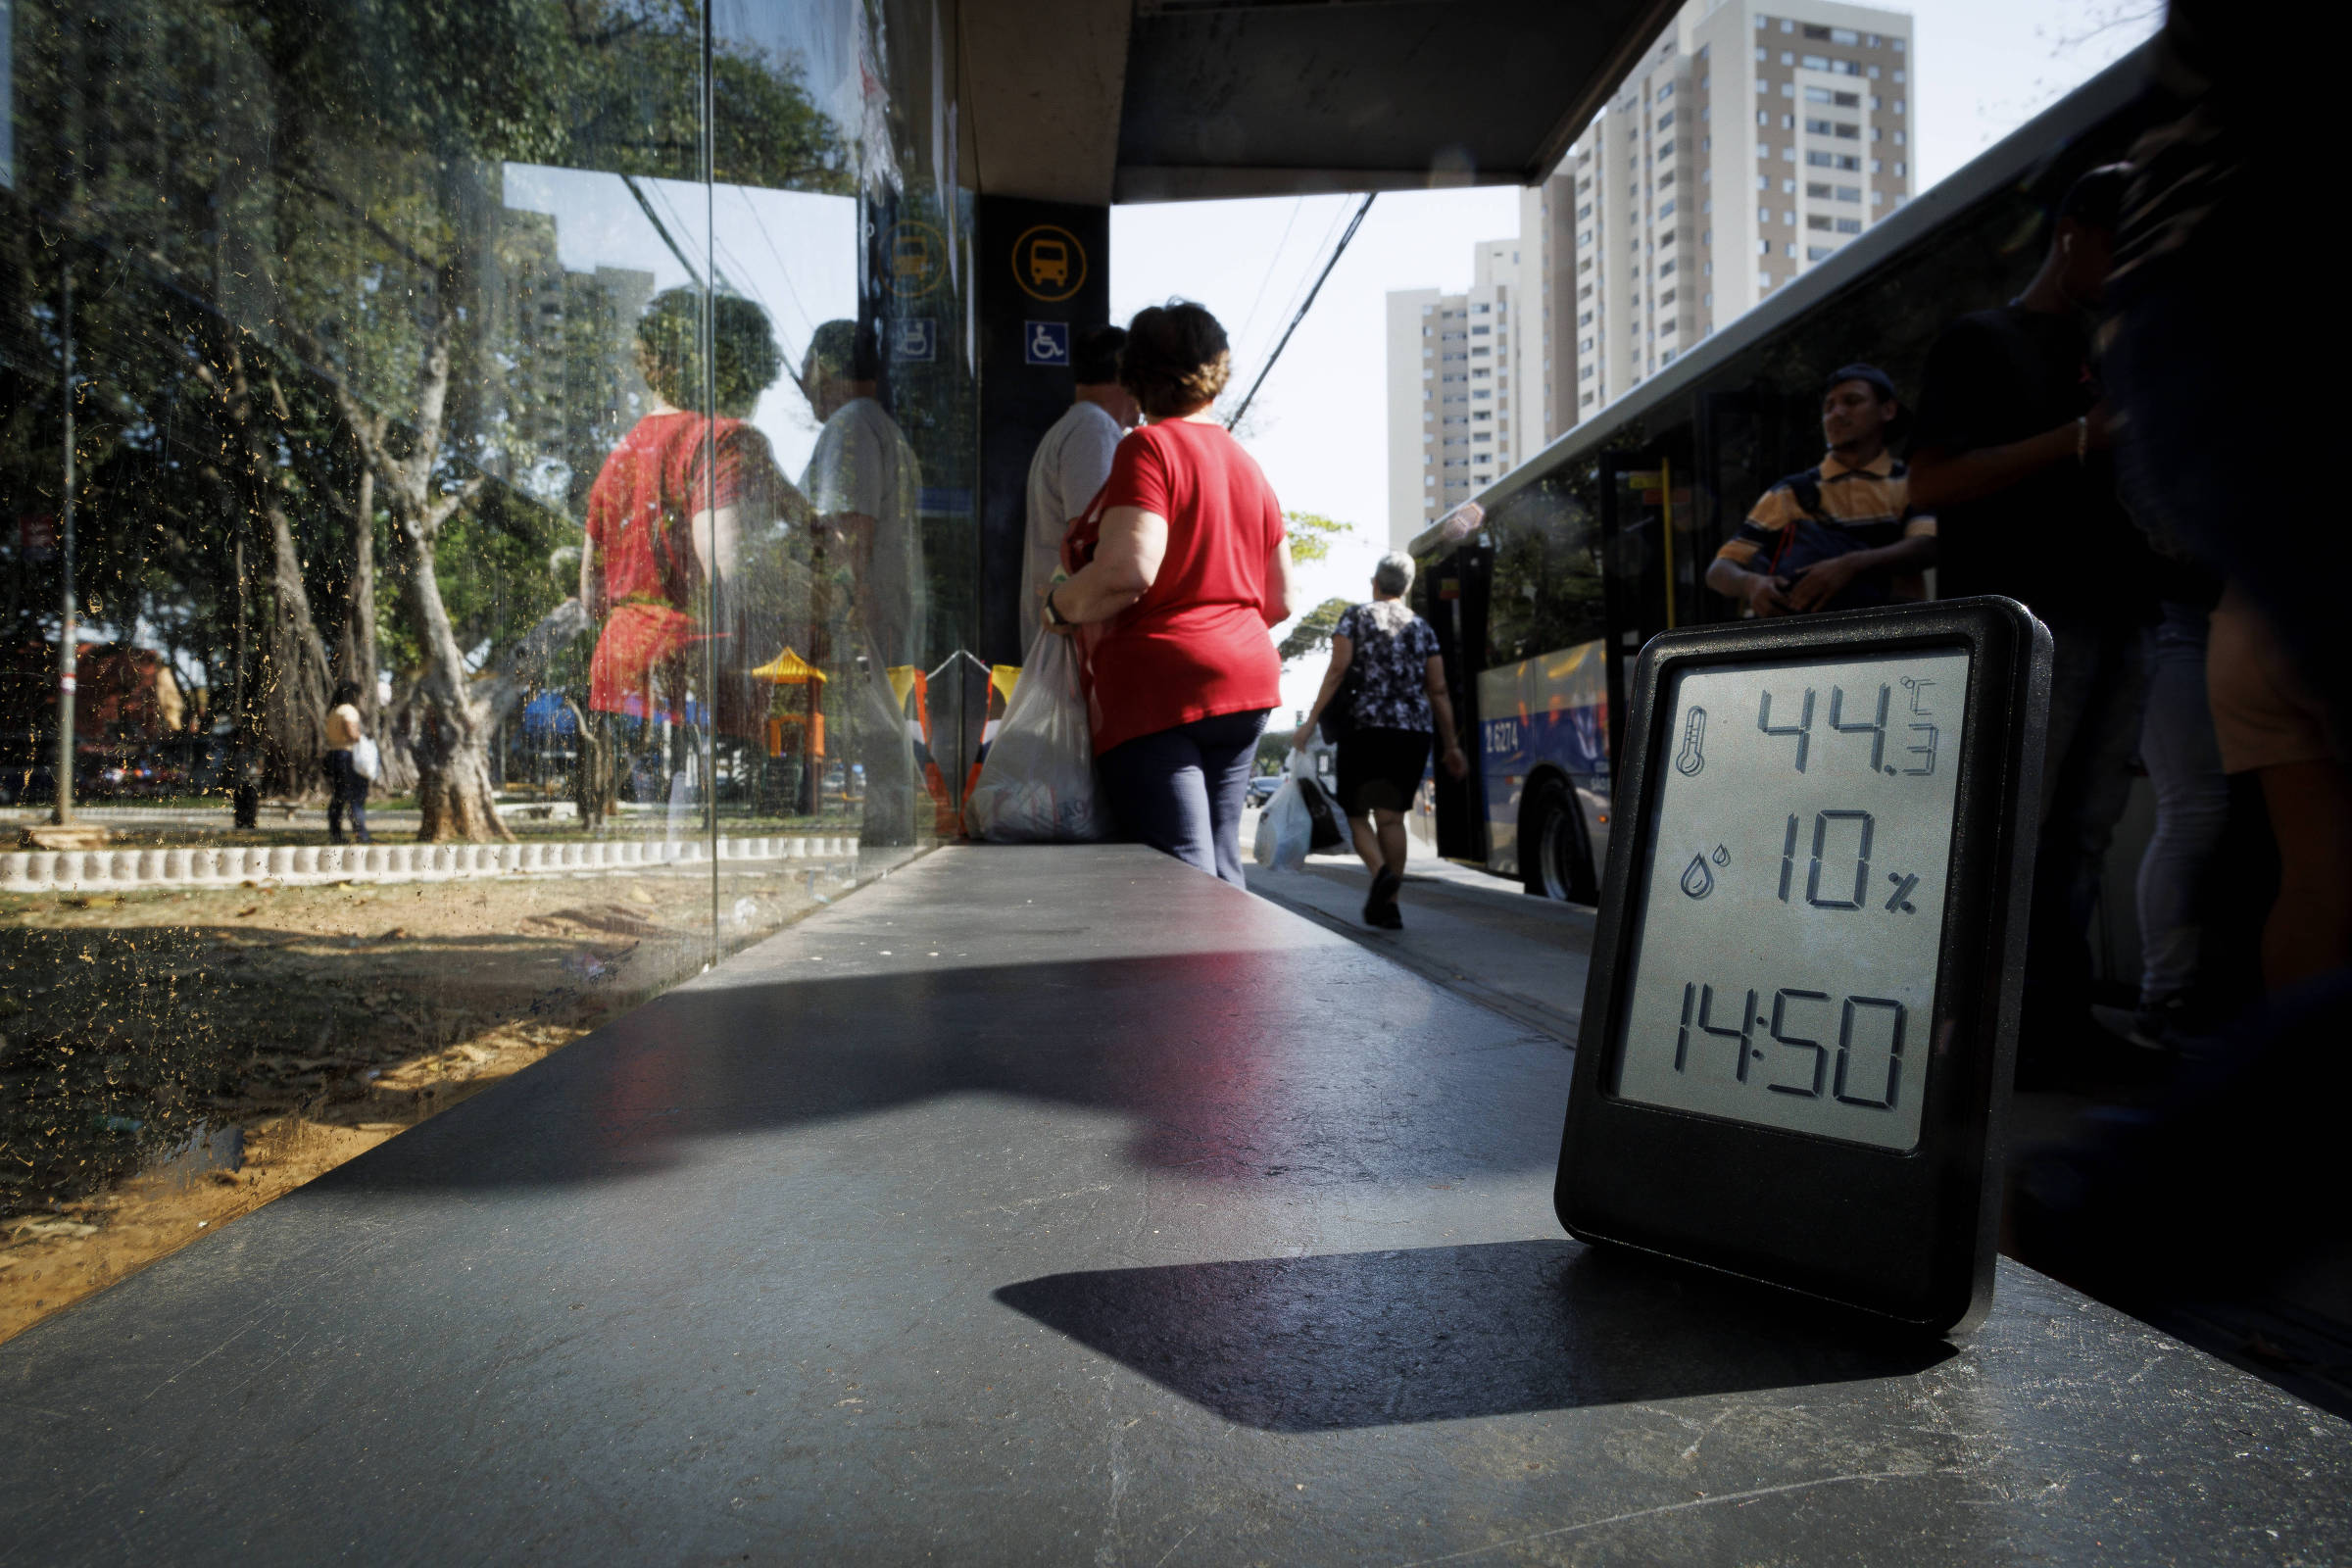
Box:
0;861;841;1342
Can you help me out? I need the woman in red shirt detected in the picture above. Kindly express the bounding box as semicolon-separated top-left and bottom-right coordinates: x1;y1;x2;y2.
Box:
581;290;794;752
1047;301;1299;885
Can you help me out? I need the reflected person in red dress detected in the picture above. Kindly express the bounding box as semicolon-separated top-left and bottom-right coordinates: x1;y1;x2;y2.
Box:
580;289;799;791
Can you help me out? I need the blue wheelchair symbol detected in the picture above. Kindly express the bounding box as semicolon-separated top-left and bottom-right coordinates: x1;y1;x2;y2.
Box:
1024;320;1070;367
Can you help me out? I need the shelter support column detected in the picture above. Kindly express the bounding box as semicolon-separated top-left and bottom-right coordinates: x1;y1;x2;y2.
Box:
974;196;1110;668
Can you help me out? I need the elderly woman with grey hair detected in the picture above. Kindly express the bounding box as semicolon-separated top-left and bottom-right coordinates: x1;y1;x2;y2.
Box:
1296;551;1468;928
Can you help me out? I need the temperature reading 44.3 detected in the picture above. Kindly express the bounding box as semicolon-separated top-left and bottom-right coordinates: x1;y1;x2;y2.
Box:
1757;681;1940;777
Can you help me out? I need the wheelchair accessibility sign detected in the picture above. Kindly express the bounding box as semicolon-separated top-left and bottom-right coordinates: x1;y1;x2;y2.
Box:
891;318;935;363
1023;320;1070;368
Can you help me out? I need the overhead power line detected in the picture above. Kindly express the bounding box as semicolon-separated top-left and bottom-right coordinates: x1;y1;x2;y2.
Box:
1226;191;1375;432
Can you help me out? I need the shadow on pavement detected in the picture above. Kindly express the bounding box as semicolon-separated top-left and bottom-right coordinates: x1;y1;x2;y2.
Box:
322;944;1568;1196
996;1239;1951;1431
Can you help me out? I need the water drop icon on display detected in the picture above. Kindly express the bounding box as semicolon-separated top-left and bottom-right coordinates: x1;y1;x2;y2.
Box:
1680;855;1715;900
1711;844;1730;866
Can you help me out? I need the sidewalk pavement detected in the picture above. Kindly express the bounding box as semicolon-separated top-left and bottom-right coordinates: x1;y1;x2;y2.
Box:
1250;846;1591;1045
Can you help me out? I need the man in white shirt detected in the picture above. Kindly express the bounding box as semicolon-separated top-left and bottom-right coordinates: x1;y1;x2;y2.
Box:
803;319;925;845
803;320;925;666
1018;326;1137;651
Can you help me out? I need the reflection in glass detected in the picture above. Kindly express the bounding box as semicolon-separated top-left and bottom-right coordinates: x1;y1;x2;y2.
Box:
0;0;973;1337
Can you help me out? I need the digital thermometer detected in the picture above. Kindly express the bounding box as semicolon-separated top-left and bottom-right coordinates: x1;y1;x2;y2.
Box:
1555;599;2051;1333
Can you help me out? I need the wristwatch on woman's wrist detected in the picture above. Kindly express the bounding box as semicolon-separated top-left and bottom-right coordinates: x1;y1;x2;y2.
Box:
1044;586;1069;628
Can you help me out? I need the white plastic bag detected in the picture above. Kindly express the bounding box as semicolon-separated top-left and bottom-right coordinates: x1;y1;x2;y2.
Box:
1251;758;1314;872
964;630;1107;843
350;735;381;783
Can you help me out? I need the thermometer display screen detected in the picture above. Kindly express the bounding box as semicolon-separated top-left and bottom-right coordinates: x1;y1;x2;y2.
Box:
1608;650;1972;1152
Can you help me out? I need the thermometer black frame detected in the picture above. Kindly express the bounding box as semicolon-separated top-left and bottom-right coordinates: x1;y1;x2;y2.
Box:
1555;597;2051;1334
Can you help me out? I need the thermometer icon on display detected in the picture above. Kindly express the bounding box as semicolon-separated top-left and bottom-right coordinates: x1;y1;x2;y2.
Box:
1674;706;1707;776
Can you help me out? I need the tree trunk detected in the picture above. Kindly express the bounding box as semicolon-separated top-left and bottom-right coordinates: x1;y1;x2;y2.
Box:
375;669;422;795
262;499;334;798
567;699;616;829
402;536;509;842
336;466;377;726
329;276;503;841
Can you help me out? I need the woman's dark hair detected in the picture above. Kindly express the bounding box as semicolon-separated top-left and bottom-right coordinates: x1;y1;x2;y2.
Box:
329;680;362;709
635;287;784;414
1119;300;1231;418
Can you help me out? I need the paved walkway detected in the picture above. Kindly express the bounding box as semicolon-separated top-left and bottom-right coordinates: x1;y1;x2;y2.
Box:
2;847;2345;1564
1250;848;1591;1042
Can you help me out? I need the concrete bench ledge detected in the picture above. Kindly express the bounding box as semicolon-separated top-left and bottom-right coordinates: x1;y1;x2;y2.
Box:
0;833;859;895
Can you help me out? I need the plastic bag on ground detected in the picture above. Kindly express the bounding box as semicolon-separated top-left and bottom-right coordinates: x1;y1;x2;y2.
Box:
1251;758;1315;872
964;630;1107;843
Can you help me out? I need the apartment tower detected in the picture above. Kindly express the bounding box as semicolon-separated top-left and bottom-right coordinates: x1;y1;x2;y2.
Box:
1385;238;1537;548
1543;0;1909;429
1388;0;1913;545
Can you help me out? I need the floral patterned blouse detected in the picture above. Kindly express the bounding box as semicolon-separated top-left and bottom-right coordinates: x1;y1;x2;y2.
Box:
1336;603;1441;733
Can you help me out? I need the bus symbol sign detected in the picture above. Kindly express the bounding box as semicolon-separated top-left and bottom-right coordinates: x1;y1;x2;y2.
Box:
1012;224;1087;302
885;220;948;300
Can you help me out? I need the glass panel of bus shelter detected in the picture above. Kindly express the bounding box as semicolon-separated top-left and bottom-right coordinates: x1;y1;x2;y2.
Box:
0;0;963;1337
701;0;973;953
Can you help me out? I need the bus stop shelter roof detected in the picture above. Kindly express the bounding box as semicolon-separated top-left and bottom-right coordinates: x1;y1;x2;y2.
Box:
961;0;1684;204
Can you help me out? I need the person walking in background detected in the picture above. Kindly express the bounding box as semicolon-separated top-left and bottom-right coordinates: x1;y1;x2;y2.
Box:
1045;300;1298;886
322;681;372;846
802;319;924;847
1705;364;1936;617
1909;167;2159;1085
1295;552;1468;929
1021;326;1136;651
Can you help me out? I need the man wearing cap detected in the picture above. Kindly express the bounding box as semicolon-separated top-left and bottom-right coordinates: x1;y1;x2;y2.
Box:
1705;364;1936;617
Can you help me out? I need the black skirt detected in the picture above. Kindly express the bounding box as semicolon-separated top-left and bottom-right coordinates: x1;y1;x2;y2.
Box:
1335;725;1432;816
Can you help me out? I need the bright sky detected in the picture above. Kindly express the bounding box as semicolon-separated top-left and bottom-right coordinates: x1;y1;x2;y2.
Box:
1110;0;2164;720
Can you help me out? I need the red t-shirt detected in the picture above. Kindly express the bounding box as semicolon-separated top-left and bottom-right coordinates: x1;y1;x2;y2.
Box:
1064;419;1285;755
582;411;781;730
583;411;772;611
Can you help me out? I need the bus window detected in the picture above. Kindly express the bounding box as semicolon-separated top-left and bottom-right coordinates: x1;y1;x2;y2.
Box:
1485;479;1605;669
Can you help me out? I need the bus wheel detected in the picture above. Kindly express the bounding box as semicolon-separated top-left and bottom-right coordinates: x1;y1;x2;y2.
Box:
1521;776;1595;904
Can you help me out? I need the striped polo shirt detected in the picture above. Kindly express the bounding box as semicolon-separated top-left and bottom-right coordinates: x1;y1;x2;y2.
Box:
1715;450;1937;601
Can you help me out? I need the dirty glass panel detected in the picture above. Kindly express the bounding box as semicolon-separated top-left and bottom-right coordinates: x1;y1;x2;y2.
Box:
694;0;974;939
0;0;961;1340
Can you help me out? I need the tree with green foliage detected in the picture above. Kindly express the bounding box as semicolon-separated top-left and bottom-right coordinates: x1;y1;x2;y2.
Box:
1284;510;1351;564
5;0;854;836
1277;596;1353;664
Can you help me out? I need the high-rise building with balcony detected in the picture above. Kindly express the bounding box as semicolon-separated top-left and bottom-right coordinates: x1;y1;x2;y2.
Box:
1390;0;1913;543
1543;0;1914;433
1384;239;1537;549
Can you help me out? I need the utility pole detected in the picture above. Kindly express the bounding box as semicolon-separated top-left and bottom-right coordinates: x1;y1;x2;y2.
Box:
52;261;76;827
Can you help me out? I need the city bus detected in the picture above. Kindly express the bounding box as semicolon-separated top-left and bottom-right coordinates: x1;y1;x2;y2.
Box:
1410;43;2164;903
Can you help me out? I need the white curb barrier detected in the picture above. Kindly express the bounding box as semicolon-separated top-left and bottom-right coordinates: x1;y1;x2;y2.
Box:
0;832;860;895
